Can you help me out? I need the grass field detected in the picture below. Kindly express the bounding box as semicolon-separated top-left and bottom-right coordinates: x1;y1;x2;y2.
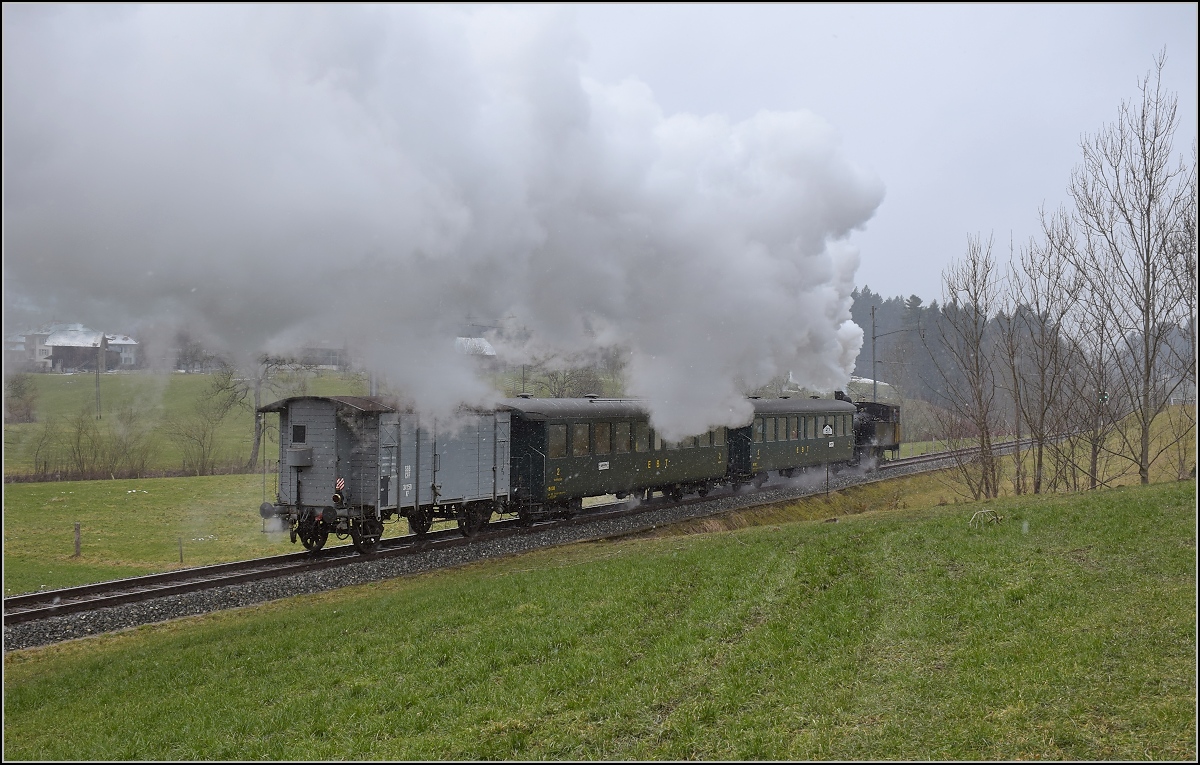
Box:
0;472;467;597
3;370;368;476
3;477;1194;760
2;474;288;596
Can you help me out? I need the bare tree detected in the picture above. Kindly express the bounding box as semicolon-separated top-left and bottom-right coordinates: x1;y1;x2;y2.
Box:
173;330;213;372
1060;225;1133;490
995;241;1027;495
931;233;1003;499
1011;213;1083;494
3;371;39;423
1067;51;1196;484
525;352;605;398
166;368;242;475
199;355;325;470
101;406;158;478
1161;140;1198;479
66;406;103;477
27;417;63;478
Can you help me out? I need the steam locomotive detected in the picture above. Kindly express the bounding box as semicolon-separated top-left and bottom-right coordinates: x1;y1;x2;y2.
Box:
257;392;901;553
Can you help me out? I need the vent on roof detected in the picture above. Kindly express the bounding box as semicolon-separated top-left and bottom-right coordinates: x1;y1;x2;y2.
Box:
518;393;533;399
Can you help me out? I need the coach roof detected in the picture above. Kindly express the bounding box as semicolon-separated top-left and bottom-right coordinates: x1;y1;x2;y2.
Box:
498;397;650;421
750;397;856;415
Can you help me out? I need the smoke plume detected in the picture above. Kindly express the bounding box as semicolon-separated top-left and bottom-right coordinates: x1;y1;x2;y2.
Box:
3;5;883;438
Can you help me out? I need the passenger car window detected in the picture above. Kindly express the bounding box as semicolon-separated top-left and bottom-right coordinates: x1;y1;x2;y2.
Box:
635;422;649;452
292;425;306;444
753;417;763;443
572;423;590;456
547;424;567;458
713;427;726;447
614;422;631;454
594;422;611;455
765;418;776;442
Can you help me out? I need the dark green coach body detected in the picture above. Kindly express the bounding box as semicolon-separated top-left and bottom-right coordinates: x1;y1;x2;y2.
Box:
501;397;728;505
727;397;858;479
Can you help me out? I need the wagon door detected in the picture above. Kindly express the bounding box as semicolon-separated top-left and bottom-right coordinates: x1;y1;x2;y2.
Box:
400;414;440;509
493;412;511;501
378;414;400;512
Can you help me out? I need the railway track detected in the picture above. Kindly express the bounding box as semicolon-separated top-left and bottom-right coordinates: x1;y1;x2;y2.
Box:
2;496;699;626
2;445;982;628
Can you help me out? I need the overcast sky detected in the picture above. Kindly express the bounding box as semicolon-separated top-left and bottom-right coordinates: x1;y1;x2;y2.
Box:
574;3;1198;302
2;4;1195;430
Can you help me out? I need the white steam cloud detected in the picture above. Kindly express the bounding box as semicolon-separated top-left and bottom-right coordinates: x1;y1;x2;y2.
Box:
3;5;883;439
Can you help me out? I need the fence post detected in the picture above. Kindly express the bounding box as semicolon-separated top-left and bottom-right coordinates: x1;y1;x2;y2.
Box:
179;537;184;565
74;522;81;558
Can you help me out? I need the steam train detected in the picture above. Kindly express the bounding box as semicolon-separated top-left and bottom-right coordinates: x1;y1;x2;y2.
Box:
257;392;901;553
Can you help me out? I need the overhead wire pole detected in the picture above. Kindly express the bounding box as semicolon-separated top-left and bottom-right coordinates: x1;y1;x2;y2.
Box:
871;305;923;403
95;337;103;419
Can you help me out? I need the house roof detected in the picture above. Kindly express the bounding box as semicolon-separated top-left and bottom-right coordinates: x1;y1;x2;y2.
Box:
455;337;496;356
45;329;105;348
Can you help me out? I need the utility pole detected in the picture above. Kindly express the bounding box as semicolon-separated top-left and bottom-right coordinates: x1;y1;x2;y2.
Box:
95;337;104;419
871;305;922;403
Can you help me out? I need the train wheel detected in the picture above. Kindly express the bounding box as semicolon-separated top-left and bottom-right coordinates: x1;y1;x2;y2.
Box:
351;520;382;554
408;508;431;536
458;506;483;537
752;473;766;490
477;504;494;532
299;522;328;552
516;505;535;527
696;484;709;497
667;487;684;502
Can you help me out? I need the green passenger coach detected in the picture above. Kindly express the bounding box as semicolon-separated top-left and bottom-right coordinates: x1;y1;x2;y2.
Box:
727;397;858;486
503;396;728;515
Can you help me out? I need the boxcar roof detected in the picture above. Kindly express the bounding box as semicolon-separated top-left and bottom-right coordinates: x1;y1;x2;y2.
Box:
498;397;650;420
257;395;399;414
750;397;856;415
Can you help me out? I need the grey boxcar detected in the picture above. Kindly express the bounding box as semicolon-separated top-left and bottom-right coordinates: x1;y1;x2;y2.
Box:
259;396;510;550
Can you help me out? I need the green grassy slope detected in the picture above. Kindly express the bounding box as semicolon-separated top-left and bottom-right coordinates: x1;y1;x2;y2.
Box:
4;480;1194;760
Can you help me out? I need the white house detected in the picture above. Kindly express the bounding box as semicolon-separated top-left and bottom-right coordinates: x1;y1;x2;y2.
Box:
105;334;140;368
